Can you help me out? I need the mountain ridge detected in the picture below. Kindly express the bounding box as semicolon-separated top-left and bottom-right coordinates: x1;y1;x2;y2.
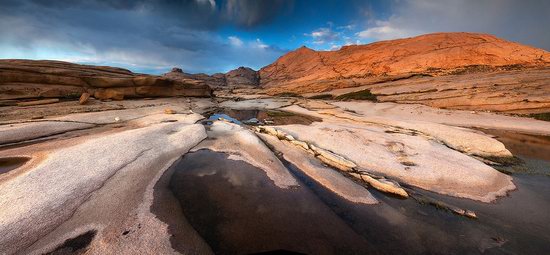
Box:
259;32;550;93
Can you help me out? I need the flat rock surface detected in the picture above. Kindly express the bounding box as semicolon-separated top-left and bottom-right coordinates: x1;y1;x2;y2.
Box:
283;104;514;159
1;97;549;254
273;120;515;202
332;101;550;135
0;121;95;146
0;114;207;254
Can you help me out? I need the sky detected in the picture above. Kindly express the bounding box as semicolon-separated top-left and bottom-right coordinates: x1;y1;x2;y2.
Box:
1;0;549;74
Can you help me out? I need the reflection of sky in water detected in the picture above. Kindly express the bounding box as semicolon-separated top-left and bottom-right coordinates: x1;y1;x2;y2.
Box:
208;114;242;125
169;149;371;254
170;136;550;254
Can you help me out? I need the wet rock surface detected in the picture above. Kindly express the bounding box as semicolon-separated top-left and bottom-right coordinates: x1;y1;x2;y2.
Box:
1;96;550;254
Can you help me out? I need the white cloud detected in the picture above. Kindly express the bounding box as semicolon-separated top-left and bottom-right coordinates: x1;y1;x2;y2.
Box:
228;36;243;47
252;38;269;49
329;44;340;51
306;27;340;44
357;20;418;41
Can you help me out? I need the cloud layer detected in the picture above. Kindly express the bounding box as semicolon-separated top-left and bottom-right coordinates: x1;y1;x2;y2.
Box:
0;0;548;74
0;0;292;74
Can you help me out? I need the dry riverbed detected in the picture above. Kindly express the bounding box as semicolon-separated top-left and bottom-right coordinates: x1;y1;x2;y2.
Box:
1;97;550;254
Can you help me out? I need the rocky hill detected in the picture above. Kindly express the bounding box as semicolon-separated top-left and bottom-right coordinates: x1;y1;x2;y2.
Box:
0;60;212;101
260;32;550;93
163;66;259;88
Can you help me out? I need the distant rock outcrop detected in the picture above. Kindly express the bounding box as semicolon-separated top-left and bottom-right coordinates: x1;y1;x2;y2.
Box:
163;69;226;88
163;66;259;88
225;67;259;87
0;60;212;100
260;32;550;93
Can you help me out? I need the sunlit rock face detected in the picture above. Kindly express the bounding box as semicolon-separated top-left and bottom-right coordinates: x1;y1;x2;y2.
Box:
260;32;550;90
259;32;550;113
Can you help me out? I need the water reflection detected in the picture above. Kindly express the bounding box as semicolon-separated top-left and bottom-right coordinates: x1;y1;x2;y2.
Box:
163;149;374;255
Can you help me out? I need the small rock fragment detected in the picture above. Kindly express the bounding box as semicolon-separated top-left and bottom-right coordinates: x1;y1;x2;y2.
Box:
164;108;176;114
276;130;288;140
290;140;309;150
359;174;409;198
79;92;90;105
260;126;279;137
317;154;353;171
310;145;357;170
464;210;477;219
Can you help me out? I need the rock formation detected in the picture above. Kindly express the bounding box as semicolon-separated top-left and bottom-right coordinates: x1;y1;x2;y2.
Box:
0;59;212;101
163;68;226;88
163;66;259;88
260;32;550;90
259;33;550;113
225;67;259;87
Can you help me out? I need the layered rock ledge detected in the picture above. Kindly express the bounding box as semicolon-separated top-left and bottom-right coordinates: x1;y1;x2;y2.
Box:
0;59;212;101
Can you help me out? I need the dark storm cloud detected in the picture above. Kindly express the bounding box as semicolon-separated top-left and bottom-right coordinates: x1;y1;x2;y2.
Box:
5;0;293;29
224;0;292;27
0;0;292;73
